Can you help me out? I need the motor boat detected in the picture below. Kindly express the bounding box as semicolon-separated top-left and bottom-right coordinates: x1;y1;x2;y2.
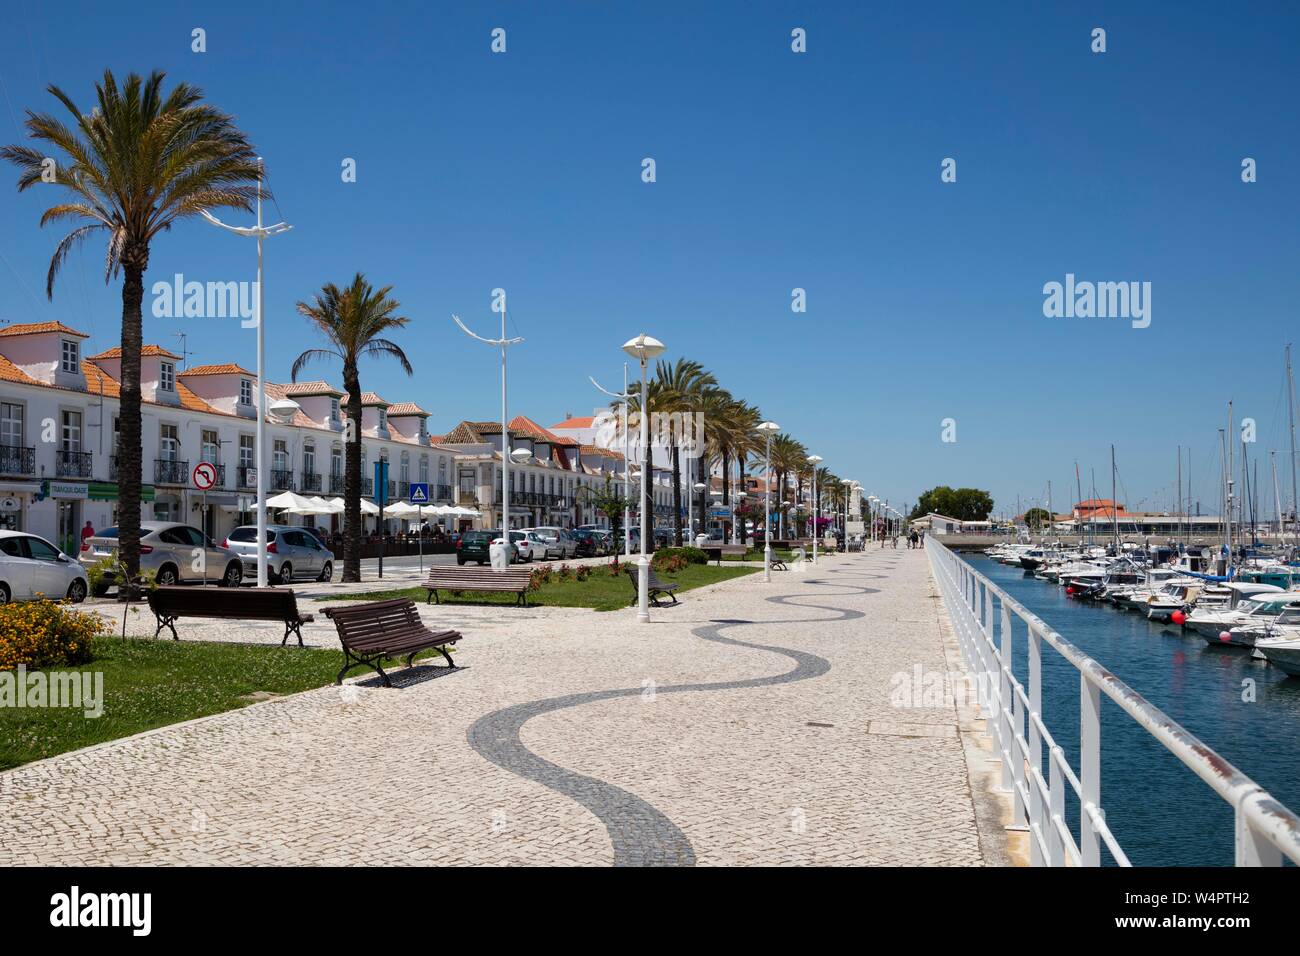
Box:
1211;593;1300;647
1183;583;1287;637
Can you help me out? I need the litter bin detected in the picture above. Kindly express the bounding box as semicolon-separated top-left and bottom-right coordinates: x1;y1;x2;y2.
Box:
489;538;512;570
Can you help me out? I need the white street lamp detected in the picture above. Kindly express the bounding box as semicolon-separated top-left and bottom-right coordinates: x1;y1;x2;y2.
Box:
590;366;634;560
693;481;707;540
622;334;666;623
454;308;524;540
200;158;291;587
757;421;780;581
807;454;822;563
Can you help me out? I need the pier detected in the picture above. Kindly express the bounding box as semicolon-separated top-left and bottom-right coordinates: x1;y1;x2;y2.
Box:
0;550;1015;867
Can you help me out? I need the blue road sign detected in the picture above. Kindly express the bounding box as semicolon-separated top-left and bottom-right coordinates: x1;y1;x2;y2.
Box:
374;460;389;506
409;482;430;504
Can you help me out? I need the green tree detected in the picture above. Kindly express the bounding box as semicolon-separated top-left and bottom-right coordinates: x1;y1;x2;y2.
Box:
292;275;412;582
1023;507;1052;531
910;486;994;522
2;70;261;587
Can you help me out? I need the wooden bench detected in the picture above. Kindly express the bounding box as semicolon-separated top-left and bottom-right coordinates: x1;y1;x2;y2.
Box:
424;566;535;606
323;598;463;687
147;585;315;645
626;566;681;606
702;543;749;565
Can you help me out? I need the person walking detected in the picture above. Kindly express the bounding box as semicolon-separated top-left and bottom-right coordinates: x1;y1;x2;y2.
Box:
80;520;95;549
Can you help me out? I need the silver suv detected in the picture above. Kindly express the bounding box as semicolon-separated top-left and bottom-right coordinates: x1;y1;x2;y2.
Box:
83;521;244;588
224;525;334;584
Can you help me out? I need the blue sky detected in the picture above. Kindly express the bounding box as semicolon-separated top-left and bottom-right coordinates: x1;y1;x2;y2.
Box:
2;1;1299;518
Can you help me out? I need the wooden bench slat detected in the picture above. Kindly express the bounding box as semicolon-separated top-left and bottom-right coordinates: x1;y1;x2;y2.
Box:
323;598;463;686
147;586;312;645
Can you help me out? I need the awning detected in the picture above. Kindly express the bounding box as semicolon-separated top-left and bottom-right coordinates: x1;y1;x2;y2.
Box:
87;482;157;503
191;492;239;507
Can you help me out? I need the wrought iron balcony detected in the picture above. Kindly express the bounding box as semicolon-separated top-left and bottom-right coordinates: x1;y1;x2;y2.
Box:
0;445;35;476
360;477;373;496
329;473;345;494
55;449;93;478
237;465;256;488
155;459;189;485
436;483;452;502
270;469;295;490
300;472;322;492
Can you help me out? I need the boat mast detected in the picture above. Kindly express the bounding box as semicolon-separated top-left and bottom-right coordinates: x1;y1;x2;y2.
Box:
1288;344;1299;545
1177;445;1182;544
1272;450;1283;537
1075;461;1084;545
1111;445;1120;551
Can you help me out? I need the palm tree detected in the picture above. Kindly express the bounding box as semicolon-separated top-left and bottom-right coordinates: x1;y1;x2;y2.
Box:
731;403;762;545
292;274;412;582
770;433;807;539
651;358;716;545
1;70;261;587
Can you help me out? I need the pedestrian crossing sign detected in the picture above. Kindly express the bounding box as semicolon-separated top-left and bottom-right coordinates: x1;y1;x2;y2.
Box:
409;482;430;504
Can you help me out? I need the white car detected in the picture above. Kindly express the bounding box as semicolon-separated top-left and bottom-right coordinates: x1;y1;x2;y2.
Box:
505;530;545;563
531;526;579;560
0;530;89;603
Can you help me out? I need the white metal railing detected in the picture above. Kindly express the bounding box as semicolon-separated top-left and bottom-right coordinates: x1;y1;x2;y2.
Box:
928;540;1300;866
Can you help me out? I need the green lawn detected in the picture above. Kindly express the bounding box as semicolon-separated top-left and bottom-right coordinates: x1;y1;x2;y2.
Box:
0;637;443;771
319;561;759;611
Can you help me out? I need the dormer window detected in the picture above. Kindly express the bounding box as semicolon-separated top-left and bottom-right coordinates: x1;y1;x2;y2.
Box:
160;362;175;392
330;398;340;422
378;409;387;430
239;379;252;406
61;340;79;374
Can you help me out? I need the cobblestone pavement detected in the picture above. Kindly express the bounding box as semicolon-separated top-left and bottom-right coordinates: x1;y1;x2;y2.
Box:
1;548;1000;866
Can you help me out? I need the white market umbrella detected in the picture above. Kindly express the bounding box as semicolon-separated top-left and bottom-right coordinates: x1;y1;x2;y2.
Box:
327;495;380;516
308;496;343;514
266;491;317;512
385;501;421;517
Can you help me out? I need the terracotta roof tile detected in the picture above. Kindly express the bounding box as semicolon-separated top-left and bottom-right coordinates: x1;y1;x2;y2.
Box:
551;416;594;429
179;363;254;377
81;361;120;398
386;402;430;417
87;344;182;360
0;354;44;386
281;381;344;397
0;321;89;338
361;391;390;407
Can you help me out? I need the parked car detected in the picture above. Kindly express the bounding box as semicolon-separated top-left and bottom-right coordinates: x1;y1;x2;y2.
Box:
532;526;578;559
83;521;243;588
505;530;540;562
457;529;499;565
572;528;605;557
224;525;335;583
0;530;89;603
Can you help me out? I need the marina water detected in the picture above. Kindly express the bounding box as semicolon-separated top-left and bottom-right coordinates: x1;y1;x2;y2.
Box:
966;553;1300;866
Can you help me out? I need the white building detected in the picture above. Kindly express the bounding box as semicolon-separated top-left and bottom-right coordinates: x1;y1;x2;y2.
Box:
0;322;461;552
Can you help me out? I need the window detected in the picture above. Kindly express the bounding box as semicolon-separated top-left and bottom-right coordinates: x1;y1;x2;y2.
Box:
303;441;315;475
400;452;410;484
60;340;79;374
202;429;220;464
331;445;343;476
239;379;252;406
330;398;340;422
239;435;254;467
418;455;429;484
378;409;387;430
25;536;60;561
273;440;287;472
160;362;175;392
160;424;178;461
61;411;82;452
0;403;23;448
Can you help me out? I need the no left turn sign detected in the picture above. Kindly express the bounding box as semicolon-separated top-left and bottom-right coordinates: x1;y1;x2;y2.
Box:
192;461;218;490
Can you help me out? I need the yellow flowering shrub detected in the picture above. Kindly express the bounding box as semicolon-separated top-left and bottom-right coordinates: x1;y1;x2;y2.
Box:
0;600;104;670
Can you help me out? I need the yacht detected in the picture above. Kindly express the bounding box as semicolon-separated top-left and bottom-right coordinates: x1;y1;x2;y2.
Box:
1183;583;1287;637
1212;594;1300;647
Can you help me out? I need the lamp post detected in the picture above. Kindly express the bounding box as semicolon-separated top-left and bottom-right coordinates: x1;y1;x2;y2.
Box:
693;481;707;542
200;158;291;587
807;455;823;563
757;421;780;581
623;334;666;622
590;366;633;559
868;495;878;544
454;306;524;543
